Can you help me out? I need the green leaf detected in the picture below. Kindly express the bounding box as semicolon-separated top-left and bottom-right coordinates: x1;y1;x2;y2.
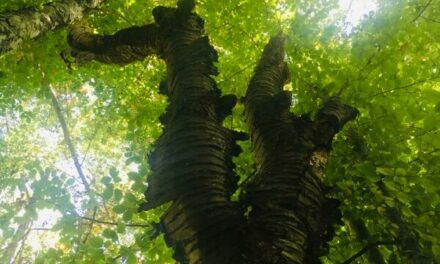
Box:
123;210;133;222
89;237;104;248
102;185;114;201
433;245;440;261
435;102;440;113
113;204;126;214
109;167;119;178
128;171;140;180
120;246;137;264
114;188;123;202
101;176;112;185
102;228;118;241
116;223;126;234
376;167;393;176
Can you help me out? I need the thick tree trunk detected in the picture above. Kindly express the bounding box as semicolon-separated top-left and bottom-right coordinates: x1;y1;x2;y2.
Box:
242;36;358;263
0;0;104;54
67;1;358;263
69;1;246;263
138;5;246;263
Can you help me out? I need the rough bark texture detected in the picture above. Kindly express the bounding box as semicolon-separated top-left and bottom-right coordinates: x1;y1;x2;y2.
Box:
140;5;246;263
68;1;359;263
242;35;358;264
0;0;104;54
69;1;245;263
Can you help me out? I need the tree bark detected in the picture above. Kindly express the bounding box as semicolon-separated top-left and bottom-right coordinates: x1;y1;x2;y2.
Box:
242;35;358;263
68;1;359;263
69;1;246;263
0;0;104;54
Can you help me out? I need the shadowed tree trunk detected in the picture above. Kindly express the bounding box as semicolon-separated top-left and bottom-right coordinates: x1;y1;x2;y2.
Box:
242;35;358;263
0;0;104;54
67;0;358;263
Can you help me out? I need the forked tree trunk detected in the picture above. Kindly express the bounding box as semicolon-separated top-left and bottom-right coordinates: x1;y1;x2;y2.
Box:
67;1;358;263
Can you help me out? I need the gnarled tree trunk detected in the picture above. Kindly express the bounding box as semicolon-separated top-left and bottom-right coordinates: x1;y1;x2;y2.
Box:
242;35;358;263
67;1;358;263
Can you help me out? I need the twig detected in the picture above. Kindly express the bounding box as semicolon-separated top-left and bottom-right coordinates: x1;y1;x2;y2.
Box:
421;15;440;23
218;61;255;86
342;240;397;264
409;148;440;164
82;207;98;243
32;228;54;231
48;86;90;192
226;22;261;52
80;216;150;227
412;0;433;23
10;224;33;264
372;76;440;97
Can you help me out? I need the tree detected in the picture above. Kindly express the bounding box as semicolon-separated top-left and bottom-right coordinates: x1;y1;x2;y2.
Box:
0;0;439;263
0;0;105;54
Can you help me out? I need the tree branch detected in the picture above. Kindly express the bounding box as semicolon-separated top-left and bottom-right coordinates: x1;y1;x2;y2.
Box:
80;216;150;227
82;207;98;243
342;240;397;264
49;86;90;192
68;22;162;65
373;75;440;97
411;0;433;23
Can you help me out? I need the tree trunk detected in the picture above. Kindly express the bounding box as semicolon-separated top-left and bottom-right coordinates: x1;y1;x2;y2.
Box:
67;1;358;263
0;0;104;54
242;35;358;263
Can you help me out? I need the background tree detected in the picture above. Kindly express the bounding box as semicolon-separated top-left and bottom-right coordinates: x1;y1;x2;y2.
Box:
0;0;439;263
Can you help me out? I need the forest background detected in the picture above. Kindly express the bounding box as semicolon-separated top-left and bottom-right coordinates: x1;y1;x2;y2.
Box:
0;0;439;263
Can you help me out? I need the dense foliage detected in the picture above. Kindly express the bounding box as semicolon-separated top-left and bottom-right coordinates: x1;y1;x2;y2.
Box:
0;0;439;263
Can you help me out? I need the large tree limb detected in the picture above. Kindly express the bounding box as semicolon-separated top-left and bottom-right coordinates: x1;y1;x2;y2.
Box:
242;35;358;263
68;23;162;65
0;0;104;54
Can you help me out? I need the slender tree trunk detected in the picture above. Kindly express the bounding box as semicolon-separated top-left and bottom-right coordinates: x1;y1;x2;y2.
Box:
67;1;358;263
0;0;104;54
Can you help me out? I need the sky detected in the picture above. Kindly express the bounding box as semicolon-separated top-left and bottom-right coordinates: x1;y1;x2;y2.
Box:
339;0;377;27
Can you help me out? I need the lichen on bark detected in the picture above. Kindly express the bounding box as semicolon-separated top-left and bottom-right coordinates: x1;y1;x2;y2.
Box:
0;0;104;54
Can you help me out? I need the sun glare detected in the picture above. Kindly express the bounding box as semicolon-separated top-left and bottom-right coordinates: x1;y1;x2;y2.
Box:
338;0;377;30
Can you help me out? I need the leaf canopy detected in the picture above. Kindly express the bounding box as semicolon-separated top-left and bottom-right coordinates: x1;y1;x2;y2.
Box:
0;0;439;263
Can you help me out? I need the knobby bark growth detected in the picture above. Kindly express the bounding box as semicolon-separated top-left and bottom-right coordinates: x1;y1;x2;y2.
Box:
68;1;358;263
0;0;104;54
242;36;358;263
